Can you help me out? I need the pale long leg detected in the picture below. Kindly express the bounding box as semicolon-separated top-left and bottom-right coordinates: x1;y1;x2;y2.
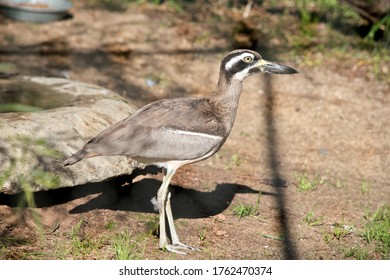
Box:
166;192;200;253
156;167;175;250
155;166;199;254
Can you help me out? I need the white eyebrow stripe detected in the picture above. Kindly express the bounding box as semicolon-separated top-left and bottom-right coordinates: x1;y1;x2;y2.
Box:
225;52;254;70
164;127;223;140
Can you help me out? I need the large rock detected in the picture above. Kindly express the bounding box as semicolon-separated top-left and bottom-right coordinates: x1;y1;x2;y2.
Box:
0;76;140;195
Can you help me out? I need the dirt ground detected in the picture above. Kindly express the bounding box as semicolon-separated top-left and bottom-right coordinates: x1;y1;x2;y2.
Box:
0;1;389;260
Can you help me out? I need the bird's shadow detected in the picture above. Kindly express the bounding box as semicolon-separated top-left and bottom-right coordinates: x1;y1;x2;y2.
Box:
0;166;277;220
71;180;261;219
69;166;273;219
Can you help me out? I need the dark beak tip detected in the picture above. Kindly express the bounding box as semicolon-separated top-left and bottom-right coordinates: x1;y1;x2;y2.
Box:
280;64;298;75
261;61;298;75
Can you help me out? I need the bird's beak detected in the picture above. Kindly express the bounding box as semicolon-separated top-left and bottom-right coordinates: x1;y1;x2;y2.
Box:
255;59;298;74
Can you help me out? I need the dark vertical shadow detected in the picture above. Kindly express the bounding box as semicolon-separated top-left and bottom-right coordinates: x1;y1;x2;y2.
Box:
263;74;297;259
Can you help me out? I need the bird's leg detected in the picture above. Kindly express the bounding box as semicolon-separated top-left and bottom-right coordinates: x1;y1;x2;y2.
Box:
156;168;174;251
155;167;198;254
166;192;200;252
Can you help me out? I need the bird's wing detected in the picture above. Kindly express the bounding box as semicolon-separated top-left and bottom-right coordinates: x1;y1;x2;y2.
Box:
81;98;227;161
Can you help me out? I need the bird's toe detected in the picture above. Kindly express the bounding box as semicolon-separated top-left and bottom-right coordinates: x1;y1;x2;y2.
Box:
162;242;200;254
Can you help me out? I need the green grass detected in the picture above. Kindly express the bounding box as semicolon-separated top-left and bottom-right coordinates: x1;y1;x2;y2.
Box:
331;177;347;189
294;172;324;192
331;223;354;240
361;178;370;194
296;0;315;36
68;217;88;258
323;231;332;244
0;136;63;255
365;13;390;44
16;136;64;159
295;172;349;191
343;246;369;260
224;154;242;170
262;234;284;241
17;176;45;242
0;236;32;259
288;0;389;82
295;0;360;40
321;206;389;259
1;136;64;248
303;211;324;226
105;220;117;230
232;192;261;219
0;158;16;191
232;203;255;219
31;169;61;190
54;222;148;259
362;205;390;258
112;230;145;260
198;227;207;241
144;216;160;237
66;217;107;259
295;0;360;26
322;217;355;243
3;136;64;193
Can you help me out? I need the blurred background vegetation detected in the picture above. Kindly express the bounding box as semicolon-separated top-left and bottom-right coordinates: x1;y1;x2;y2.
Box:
86;0;389;44
85;0;390;81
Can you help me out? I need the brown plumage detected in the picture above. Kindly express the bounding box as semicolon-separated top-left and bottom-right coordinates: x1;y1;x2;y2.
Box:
64;49;297;254
64;97;227;165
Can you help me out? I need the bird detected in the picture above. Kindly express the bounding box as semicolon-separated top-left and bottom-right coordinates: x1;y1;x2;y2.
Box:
64;49;297;254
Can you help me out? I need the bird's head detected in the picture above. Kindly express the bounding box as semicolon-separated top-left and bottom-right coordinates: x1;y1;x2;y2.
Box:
221;49;298;81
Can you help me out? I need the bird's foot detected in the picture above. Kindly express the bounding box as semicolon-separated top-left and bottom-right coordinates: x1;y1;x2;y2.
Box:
162;242;200;255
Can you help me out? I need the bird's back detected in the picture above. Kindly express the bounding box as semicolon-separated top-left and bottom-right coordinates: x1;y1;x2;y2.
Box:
64;97;228;166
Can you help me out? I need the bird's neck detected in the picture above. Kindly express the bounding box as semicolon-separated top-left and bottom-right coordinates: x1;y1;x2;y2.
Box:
209;73;243;132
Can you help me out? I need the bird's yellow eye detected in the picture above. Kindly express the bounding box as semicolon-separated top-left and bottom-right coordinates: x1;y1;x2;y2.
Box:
243;56;253;63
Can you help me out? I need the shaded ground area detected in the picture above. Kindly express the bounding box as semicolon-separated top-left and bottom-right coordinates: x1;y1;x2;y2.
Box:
0;1;389;259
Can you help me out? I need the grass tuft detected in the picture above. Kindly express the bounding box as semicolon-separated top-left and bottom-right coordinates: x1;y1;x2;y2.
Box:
362;205;390;258
294;172;324;192
112;230;146;260
198;227;207;241
303;211;324;226
343;246;369;260
232;192;261;219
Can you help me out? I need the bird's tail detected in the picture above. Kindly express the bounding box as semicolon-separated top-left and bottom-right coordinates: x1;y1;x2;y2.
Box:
63;149;88;166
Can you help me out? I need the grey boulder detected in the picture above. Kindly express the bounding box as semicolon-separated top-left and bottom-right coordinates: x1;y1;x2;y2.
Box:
0;76;139;195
